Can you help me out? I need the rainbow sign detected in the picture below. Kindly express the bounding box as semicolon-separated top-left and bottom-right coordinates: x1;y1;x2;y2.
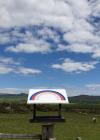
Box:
27;89;69;104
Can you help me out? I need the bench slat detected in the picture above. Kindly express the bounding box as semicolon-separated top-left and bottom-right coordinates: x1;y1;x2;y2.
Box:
0;133;41;139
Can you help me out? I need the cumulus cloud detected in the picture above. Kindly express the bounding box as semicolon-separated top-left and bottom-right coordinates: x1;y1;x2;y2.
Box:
0;33;10;44
0;0;99;56
63;30;100;44
0;0;99;59
6;39;51;53
58;44;93;53
0;29;31;44
0;0;74;30
0;57;17;74
0;0;100;95
1;29;52;53
0;0;100;75
90;0;100;17
58;43;100;58
0;57;15;64
0;65;13;74
0;65;41;75
16;67;41;75
0;56;20;65
0;0;95;31
92;48;100;58
52;58;98;73
0;57;41;75
37;27;60;43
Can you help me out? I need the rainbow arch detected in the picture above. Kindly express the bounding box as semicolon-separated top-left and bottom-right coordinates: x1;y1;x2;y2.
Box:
30;90;66;101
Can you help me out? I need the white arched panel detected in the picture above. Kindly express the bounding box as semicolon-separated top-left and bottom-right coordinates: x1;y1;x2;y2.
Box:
27;89;69;104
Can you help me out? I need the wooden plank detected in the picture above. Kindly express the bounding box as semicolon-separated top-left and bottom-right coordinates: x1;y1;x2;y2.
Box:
30;116;65;123
0;133;41;139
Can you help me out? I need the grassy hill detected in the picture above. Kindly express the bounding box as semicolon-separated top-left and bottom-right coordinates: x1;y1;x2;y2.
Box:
0;93;100;103
0;93;27;102
69;95;100;104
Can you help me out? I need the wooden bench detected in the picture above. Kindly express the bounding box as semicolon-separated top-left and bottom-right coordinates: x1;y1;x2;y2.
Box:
0;133;41;139
0;123;56;140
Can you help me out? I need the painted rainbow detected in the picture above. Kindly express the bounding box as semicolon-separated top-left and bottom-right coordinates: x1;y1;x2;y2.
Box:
30;90;66;101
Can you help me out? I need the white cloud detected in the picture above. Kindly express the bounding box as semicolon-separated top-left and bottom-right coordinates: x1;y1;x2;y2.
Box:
0;57;15;64
66;85;100;96
58;44;93;53
0;29;52;54
52;58;98;73
0;33;10;44
0;57;41;75
0;64;42;75
0;0;94;31
58;44;100;59
6;38;51;53
0;56;20;66
92;48;100;58
0;29;51;54
0;88;28;94
86;84;100;90
0;65;13;74
16;67;41;75
90;0;100;17
0;57;16;74
37;27;60;43
0;0;100;95
0;0;74;30
0;0;100;59
64;30;100;44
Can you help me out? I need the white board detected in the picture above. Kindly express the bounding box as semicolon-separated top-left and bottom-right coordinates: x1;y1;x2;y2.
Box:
27;89;69;104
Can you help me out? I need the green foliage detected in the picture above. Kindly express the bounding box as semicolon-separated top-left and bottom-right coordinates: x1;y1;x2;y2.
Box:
1;102;100;114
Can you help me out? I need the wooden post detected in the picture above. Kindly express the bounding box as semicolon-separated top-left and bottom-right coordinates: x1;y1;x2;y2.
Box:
58;104;61;118
41;123;56;140
33;104;36;119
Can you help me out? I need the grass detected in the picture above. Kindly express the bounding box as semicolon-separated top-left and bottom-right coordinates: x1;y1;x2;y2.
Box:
0;112;100;140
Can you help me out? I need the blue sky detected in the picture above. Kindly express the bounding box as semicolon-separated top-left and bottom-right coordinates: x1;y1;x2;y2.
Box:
0;0;100;96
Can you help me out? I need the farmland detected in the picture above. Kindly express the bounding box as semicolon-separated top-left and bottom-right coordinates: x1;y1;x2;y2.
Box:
0;112;100;140
0;94;100;140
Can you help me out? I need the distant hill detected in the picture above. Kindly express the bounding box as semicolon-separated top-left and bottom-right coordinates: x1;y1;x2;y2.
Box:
0;93;27;102
69;95;100;104
0;93;100;103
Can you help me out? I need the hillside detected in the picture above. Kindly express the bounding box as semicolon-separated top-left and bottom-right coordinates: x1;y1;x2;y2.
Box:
0;93;100;104
69;95;100;104
0;93;27;102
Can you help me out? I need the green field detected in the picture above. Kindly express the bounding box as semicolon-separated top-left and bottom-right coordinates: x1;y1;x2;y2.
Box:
0;112;100;140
